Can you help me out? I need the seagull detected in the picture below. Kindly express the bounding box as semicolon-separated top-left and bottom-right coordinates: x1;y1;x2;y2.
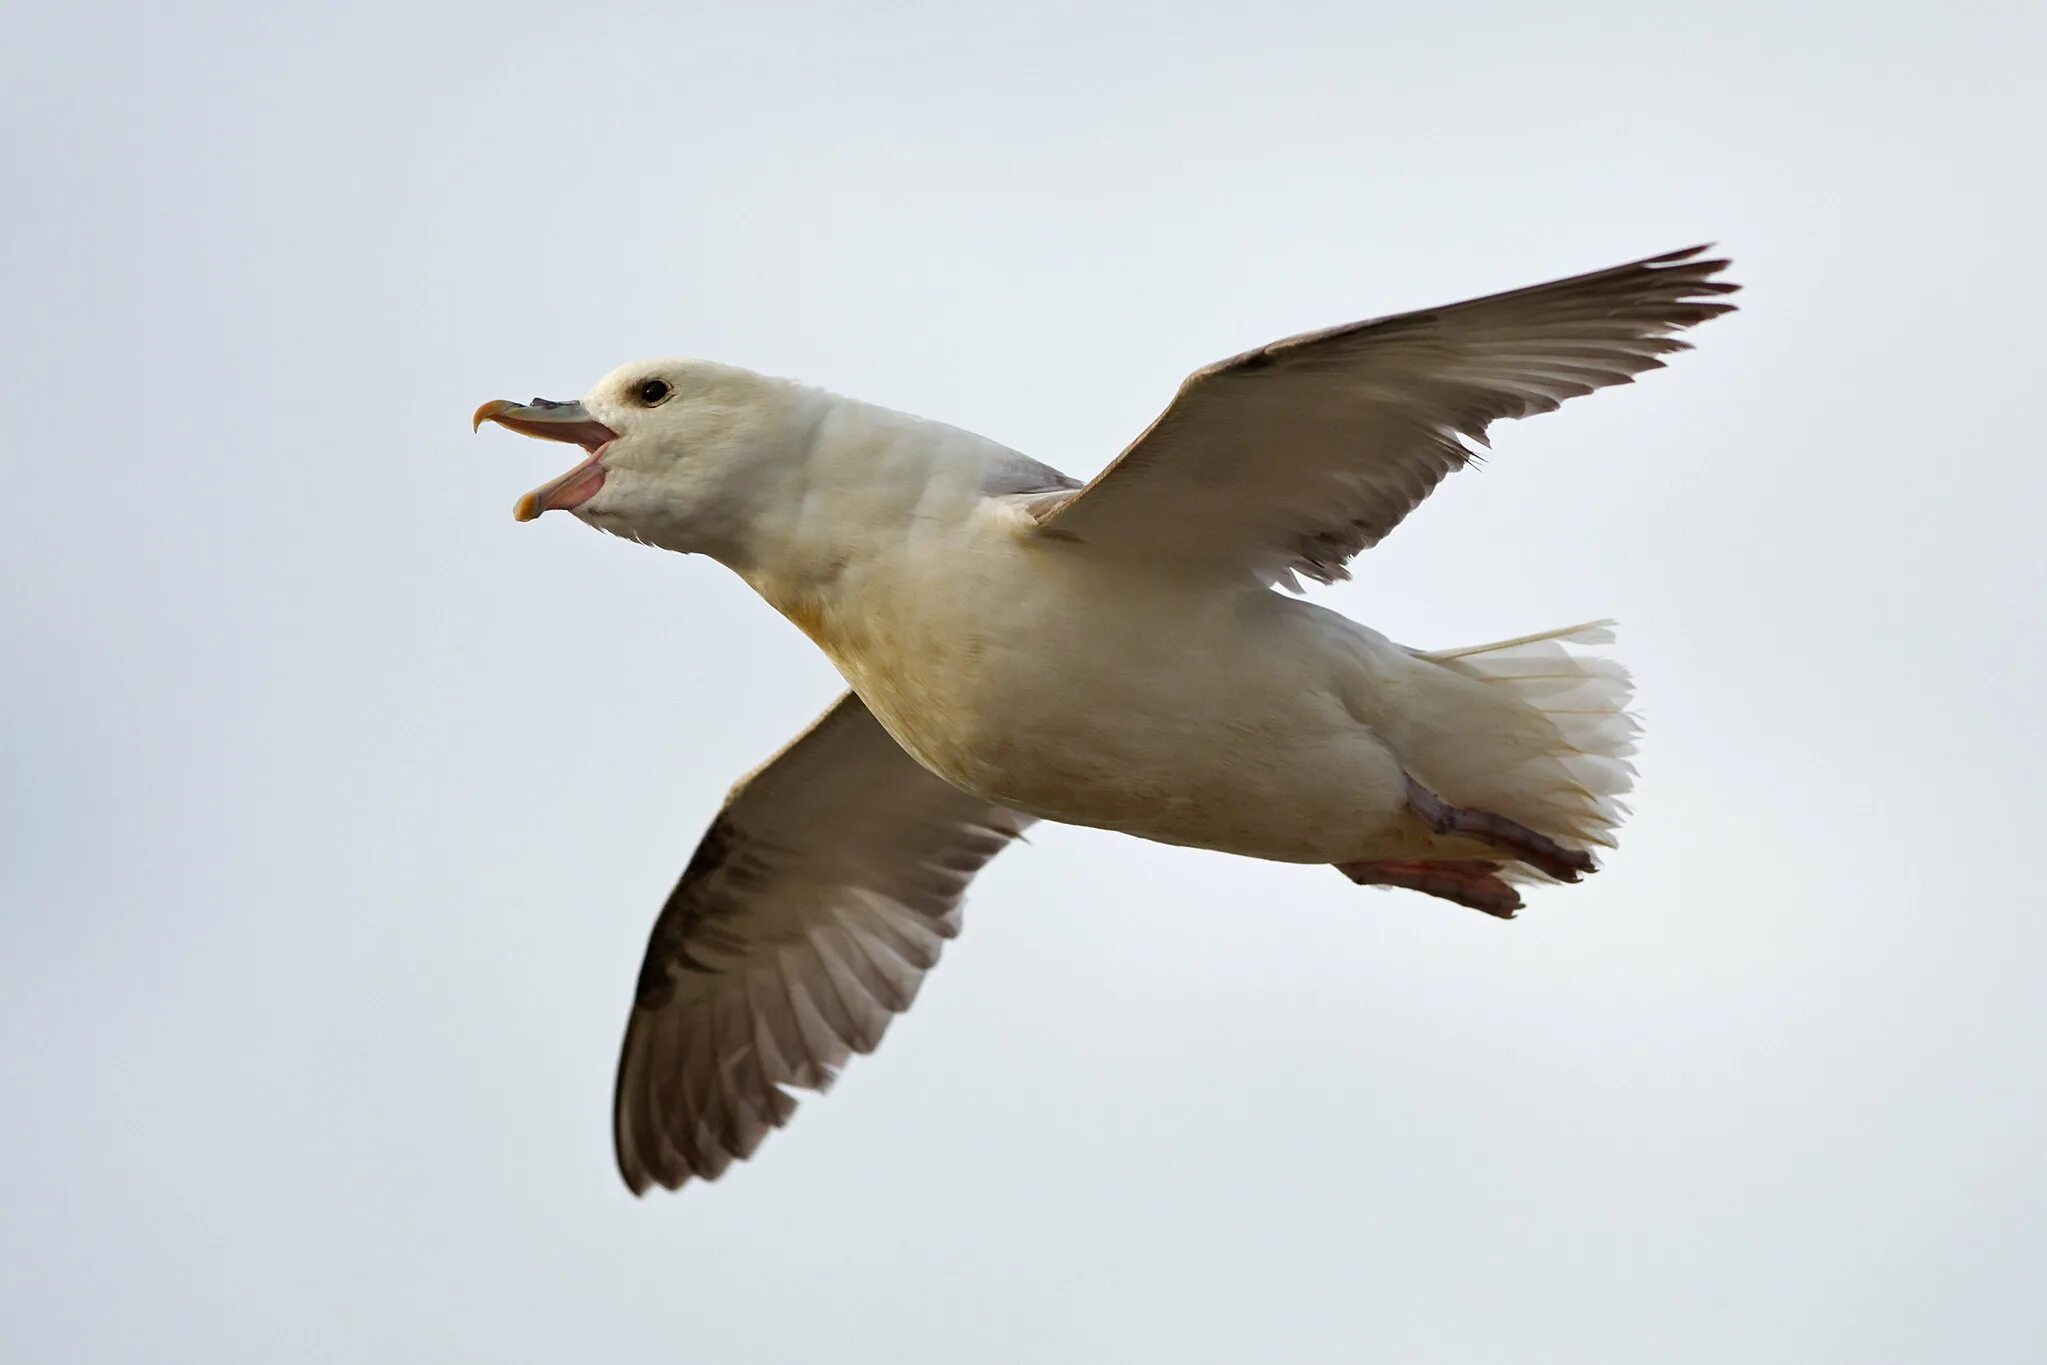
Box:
474;245;1738;1193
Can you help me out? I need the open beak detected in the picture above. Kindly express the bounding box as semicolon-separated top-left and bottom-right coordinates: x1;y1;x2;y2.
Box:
472;398;620;522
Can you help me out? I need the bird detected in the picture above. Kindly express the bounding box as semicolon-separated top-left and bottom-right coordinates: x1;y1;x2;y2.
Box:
473;244;1738;1193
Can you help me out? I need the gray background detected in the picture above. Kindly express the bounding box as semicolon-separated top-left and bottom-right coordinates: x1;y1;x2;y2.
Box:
5;2;2042;1361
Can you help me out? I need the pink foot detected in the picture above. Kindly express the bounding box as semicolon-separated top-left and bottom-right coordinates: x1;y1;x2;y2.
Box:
1403;777;1596;883
1335;858;1523;918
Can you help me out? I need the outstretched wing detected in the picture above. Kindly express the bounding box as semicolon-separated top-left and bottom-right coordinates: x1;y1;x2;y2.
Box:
1032;245;1738;584
612;692;1030;1193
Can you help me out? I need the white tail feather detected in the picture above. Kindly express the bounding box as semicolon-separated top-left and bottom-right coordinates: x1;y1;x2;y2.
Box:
1413;620;1639;873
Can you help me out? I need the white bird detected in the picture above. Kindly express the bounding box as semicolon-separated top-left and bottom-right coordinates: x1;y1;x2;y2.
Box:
474;245;1738;1193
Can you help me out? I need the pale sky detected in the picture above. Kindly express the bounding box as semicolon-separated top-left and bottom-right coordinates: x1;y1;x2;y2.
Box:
4;2;2044;1362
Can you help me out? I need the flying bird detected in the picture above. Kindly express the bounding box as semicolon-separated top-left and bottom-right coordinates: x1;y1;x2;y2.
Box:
474;245;1738;1193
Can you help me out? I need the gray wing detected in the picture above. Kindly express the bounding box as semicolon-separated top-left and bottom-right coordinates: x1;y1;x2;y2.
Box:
1032;245;1738;585
612;692;1030;1194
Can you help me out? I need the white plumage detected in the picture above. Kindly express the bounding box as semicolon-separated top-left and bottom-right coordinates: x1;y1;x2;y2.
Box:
474;244;1737;1192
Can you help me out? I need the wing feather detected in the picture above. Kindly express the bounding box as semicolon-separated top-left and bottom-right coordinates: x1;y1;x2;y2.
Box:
1033;245;1738;583
611;692;1029;1193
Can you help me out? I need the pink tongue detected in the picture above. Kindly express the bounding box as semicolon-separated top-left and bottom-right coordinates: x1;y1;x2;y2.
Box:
514;456;606;522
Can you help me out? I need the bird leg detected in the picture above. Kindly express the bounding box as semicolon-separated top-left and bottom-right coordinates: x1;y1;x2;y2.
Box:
1401;776;1596;882
1335;859;1523;918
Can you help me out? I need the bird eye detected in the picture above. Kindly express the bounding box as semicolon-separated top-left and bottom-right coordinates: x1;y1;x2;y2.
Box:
636;378;672;406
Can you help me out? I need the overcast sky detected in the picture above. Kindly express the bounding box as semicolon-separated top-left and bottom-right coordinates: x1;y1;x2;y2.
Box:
5;2;2044;1361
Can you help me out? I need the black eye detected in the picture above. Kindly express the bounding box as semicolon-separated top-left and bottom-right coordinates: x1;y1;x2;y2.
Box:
636;378;672;406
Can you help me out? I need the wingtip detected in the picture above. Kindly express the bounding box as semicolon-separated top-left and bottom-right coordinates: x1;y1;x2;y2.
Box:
1643;242;1735;276
615;1141;656;1197
1642;243;1742;314
1647;242;1716;263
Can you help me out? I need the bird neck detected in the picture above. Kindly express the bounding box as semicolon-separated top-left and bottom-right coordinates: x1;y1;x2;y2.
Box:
725;394;990;657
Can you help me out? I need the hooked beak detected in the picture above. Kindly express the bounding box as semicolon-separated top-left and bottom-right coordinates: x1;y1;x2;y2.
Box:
471;398;620;522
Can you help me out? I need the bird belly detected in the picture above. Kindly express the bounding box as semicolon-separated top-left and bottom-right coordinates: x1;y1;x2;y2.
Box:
819;544;1424;864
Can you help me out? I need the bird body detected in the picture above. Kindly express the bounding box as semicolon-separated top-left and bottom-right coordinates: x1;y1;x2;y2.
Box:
752;439;1432;861
473;245;1735;1191
696;386;1625;868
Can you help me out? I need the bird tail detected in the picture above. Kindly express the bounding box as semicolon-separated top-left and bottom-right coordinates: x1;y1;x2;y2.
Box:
1411;620;1638;873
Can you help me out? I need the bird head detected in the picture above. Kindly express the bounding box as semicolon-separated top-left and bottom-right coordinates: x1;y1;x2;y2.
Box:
474;358;809;560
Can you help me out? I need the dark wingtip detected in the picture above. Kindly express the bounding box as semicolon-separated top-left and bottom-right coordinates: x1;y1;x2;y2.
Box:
615;1138;655;1196
1647;242;1715;263
1643;242;1737;280
1642;244;1742;317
